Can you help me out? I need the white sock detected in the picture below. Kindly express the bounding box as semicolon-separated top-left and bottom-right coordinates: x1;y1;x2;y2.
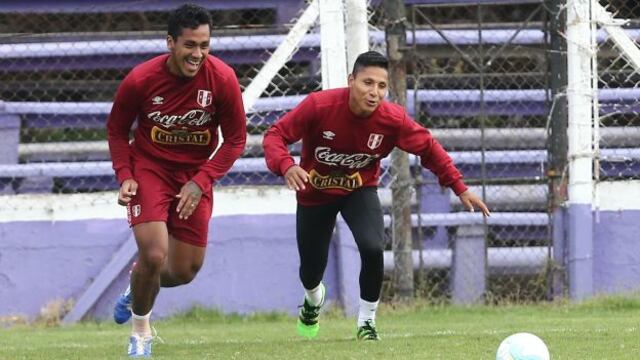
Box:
357;298;379;327
131;310;152;337
123;284;131;297
304;283;325;307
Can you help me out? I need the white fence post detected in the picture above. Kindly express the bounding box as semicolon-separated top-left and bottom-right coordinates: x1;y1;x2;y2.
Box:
319;0;348;88
566;0;595;300
344;0;369;72
242;0;320;112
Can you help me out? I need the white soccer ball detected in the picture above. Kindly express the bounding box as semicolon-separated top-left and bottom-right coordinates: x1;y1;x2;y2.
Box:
496;332;550;360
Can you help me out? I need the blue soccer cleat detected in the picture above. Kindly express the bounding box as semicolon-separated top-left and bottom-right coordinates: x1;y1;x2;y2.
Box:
127;333;152;358
114;285;132;324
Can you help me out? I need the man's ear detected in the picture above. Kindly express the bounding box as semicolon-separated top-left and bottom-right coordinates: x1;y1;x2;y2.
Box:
167;35;175;50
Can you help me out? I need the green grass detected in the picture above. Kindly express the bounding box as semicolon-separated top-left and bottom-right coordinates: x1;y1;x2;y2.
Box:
2;296;640;359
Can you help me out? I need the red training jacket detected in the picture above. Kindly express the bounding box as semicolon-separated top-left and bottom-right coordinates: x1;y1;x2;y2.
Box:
263;87;467;206
107;54;246;192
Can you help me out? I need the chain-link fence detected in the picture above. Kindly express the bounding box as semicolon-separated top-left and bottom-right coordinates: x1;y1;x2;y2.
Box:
375;1;553;304
2;0;639;305
0;1;319;194
595;1;640;182
373;0;639;304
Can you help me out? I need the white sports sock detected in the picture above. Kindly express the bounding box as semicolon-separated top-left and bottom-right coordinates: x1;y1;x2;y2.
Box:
131;310;152;337
304;283;325;307
123;284;131;297
357;298;379;327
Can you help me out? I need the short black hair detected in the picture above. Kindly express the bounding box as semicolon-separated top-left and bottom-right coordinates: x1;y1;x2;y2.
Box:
167;3;212;40
352;51;388;75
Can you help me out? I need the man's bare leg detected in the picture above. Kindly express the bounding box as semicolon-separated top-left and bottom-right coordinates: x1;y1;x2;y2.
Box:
130;221;169;336
159;234;206;287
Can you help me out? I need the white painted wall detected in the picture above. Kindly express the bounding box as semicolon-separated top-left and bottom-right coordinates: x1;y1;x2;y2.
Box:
0;186;297;222
596;180;640;211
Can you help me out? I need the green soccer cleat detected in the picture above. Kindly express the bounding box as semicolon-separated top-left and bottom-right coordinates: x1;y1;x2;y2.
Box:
296;283;325;339
356;320;381;341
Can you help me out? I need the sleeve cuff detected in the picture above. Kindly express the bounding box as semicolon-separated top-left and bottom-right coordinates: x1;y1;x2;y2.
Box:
191;172;212;193
279;158;296;176
450;179;468;196
116;168;134;184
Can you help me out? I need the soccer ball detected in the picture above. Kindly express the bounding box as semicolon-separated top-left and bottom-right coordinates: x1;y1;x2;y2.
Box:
496;332;550;360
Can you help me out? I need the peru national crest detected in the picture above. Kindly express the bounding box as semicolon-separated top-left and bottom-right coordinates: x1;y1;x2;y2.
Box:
132;205;141;217
367;133;384;150
197;89;212;108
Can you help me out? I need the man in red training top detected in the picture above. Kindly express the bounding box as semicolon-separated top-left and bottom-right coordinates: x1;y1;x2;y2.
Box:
263;51;489;341
107;3;246;357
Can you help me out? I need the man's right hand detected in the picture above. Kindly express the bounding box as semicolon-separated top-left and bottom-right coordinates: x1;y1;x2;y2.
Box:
117;178;138;206
284;165;309;191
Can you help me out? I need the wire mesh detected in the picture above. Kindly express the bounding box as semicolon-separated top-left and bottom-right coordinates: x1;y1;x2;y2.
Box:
2;0;638;305
377;1;555;303
0;1;319;195
595;1;640;182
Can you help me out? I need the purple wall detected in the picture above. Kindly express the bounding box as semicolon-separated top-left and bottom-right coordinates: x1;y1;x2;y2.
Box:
567;204;594;299
2;208;640;321
0;214;350;321
594;210;640;294
0;219;130;316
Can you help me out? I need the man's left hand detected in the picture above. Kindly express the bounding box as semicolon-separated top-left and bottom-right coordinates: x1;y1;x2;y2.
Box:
458;190;491;217
176;180;203;220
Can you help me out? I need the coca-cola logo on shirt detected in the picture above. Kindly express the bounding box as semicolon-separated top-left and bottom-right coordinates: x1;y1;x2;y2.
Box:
147;109;212;129
314;147;380;169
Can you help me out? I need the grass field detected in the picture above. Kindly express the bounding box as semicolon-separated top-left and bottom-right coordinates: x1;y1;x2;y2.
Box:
1;296;639;359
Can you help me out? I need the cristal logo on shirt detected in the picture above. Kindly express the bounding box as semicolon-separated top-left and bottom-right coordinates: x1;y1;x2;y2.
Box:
314;146;380;169
147;109;212;129
308;169;362;191
150;126;211;146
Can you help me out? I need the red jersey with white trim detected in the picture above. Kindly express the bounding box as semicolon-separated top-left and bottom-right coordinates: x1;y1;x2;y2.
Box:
107;54;246;192
263;88;467;206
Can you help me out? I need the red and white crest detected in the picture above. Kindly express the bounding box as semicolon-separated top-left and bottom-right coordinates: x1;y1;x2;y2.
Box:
132;205;141;217
197;90;212;108
367;133;384;150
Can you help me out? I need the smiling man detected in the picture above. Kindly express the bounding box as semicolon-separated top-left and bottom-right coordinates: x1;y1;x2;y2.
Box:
263;51;490;341
107;3;246;357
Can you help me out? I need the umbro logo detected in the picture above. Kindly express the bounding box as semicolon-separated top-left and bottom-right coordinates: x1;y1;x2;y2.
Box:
322;131;335;140
152;96;164;105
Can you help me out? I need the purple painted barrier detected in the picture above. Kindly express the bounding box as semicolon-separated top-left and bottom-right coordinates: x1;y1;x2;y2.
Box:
0;112;20;194
0;215;303;320
593;210;640;294
0;0;302;26
1;148;639;193
2;204;639;319
6;89;638;124
420;181;451;249
567;204;594;300
0;0;542;14
7;29;640;64
0;219;131;317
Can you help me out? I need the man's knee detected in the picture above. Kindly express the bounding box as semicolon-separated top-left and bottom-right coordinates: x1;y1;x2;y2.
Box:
139;248;168;272
133;222;169;272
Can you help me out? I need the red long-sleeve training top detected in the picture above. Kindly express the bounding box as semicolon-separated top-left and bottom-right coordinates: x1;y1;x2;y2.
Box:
107;54;246;192
263;87;467;206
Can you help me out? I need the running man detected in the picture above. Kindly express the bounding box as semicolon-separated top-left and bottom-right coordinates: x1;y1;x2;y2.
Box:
263;51;489;341
107;3;246;357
